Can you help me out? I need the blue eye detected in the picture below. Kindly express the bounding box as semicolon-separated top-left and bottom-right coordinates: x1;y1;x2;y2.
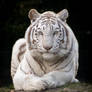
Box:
38;31;43;35
53;31;59;36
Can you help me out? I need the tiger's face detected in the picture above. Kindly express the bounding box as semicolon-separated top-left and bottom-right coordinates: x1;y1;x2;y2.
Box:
26;9;69;60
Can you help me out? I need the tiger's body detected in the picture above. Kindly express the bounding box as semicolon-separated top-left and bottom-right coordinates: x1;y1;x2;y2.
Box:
11;9;79;91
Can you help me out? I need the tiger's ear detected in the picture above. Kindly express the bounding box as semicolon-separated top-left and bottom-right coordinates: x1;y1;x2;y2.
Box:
57;9;69;22
28;9;40;23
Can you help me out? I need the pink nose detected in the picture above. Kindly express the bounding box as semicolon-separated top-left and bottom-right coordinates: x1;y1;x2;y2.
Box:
43;46;52;50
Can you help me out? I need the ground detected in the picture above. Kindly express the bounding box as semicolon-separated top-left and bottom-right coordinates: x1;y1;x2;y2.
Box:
0;82;92;92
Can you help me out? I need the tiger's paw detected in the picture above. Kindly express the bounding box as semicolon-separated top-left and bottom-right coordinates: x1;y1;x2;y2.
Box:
23;75;47;91
71;78;79;83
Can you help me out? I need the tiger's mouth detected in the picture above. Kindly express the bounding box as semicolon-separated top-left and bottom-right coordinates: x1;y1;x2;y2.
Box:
31;49;59;61
41;50;60;60
36;49;59;60
40;50;58;55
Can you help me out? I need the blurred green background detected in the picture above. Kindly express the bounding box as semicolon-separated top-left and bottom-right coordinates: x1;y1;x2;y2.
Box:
0;0;92;87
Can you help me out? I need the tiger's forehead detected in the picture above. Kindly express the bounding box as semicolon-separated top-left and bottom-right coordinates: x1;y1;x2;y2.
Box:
36;12;58;27
41;11;56;18
31;11;62;30
40;11;57;22
36;19;59;30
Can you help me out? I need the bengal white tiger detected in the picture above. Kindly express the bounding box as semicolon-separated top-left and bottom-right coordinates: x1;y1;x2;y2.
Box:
11;9;79;91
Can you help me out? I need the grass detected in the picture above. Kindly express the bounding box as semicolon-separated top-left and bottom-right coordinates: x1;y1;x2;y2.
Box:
0;82;92;92
0;84;13;92
60;82;92;92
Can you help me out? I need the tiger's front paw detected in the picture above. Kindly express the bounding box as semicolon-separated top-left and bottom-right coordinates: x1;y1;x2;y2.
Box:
23;74;47;91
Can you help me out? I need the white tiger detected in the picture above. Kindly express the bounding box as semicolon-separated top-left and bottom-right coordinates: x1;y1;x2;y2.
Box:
11;9;79;91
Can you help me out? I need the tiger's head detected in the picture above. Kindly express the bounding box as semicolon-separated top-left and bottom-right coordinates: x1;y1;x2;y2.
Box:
25;9;72;61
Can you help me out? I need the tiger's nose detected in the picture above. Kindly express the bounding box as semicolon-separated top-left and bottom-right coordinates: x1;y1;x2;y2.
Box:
43;45;52;50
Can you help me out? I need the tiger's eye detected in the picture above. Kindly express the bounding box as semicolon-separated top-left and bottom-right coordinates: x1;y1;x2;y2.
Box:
35;33;37;35
38;31;43;35
53;31;59;36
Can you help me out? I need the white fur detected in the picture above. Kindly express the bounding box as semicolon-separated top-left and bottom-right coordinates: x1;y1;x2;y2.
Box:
11;9;79;91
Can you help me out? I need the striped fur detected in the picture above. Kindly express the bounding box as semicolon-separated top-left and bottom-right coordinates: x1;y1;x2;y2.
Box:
11;9;79;91
11;39;26;78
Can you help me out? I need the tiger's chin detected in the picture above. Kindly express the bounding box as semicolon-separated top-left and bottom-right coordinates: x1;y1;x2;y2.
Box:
42;53;57;61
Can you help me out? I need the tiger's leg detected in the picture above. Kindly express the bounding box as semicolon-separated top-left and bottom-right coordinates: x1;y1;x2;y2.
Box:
41;70;73;88
13;64;26;90
41;62;79;88
13;57;47;91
